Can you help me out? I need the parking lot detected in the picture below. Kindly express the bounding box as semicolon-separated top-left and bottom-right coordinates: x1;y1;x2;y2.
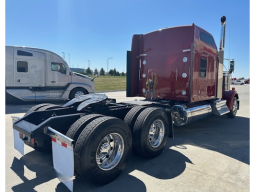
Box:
5;85;250;192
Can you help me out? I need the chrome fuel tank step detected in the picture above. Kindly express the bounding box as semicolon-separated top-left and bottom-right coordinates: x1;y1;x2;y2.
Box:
211;100;230;116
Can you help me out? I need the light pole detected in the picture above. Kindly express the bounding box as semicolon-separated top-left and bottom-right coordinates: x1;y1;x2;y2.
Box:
69;53;70;67
88;60;90;68
62;52;65;59
107;57;113;75
229;29;230;71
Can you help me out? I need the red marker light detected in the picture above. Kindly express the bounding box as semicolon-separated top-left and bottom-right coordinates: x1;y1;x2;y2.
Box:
19;133;23;139
31;138;35;145
61;142;67;148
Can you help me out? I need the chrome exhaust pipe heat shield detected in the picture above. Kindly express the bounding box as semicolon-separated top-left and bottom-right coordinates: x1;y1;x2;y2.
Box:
171;104;212;126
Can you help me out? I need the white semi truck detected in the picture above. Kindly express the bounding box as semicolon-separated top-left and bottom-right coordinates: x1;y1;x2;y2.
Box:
6;46;95;102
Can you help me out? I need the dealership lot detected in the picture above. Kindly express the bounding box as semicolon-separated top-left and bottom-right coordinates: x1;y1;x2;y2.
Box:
5;85;249;192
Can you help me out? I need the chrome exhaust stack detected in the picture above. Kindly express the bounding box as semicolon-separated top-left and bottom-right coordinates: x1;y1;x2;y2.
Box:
170;104;212;126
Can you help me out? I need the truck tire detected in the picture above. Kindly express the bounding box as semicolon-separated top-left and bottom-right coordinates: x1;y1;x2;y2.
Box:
24;103;51;116
37;104;63;111
74;116;132;185
124;106;146;131
228;97;238;118
66;114;104;176
29;104;62;153
69;88;88;100
66;114;104;143
133;107;169;158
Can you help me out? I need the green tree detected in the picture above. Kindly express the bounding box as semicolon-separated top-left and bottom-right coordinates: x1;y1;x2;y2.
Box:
94;68;98;76
86;67;92;76
121;72;125;76
109;69;114;76
100;68;105;76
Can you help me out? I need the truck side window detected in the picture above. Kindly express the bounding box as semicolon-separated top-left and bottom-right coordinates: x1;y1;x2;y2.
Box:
199;58;207;77
51;63;60;71
62;64;66;74
17;61;28;72
51;62;66;74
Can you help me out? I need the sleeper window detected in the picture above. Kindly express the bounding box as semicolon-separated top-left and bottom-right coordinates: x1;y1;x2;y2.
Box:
200;32;216;47
199;58;207;77
17;61;28;72
17;50;33;56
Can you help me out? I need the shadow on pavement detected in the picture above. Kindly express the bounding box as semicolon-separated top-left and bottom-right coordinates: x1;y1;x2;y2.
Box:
10;146;192;192
10;151;55;192
171;115;250;165
10;115;249;191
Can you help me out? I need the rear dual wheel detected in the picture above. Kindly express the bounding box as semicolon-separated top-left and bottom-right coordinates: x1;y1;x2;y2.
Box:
25;103;63;116
72;116;132;185
132;107;169;158
124;106;146;131
24;103;51;116
36;104;63;111
124;107;169;159
65;114;105;176
66;114;104;143
24;103;63;153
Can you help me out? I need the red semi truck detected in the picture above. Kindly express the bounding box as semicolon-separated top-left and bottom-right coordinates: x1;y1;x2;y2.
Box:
12;16;239;191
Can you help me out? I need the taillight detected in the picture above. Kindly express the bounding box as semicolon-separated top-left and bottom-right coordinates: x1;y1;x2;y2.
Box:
31;138;35;145
19;133;23;139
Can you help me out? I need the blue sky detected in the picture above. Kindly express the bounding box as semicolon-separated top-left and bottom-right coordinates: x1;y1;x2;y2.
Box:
5;0;250;78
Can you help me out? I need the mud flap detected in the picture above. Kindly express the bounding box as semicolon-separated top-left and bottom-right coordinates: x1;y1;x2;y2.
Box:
13;129;24;155
12;116;24;155
47;127;74;192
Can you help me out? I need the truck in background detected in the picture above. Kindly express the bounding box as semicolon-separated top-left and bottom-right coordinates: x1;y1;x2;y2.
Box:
11;16;239;191
244;78;250;84
6;46;95;103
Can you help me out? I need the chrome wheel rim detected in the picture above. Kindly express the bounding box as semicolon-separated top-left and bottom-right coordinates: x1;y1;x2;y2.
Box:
75;91;84;98
148;119;165;148
233;99;238;115
96;133;124;170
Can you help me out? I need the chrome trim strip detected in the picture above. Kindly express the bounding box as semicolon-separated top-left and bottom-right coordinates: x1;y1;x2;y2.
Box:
47;127;74;147
183;49;191;52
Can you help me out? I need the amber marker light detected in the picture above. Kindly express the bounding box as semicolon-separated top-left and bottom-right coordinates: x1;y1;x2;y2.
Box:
232;87;235;91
